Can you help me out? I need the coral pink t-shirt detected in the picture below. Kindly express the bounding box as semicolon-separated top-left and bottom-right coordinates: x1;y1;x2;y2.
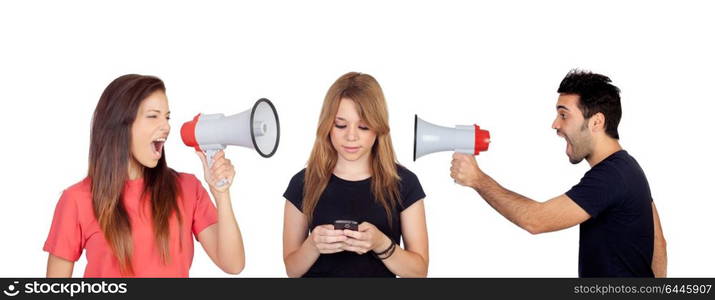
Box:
43;173;218;277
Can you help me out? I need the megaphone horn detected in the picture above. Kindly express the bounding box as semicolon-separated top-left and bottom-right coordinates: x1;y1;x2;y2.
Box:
413;115;490;161
181;98;280;186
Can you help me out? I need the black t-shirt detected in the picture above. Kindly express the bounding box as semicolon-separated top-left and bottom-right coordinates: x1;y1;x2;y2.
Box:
566;150;654;277
283;164;426;277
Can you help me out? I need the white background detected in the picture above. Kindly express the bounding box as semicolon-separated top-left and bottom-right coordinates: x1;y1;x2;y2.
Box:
1;0;713;277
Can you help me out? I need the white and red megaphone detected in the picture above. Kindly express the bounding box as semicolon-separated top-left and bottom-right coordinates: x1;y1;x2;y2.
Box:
181;98;280;186
413;115;490;161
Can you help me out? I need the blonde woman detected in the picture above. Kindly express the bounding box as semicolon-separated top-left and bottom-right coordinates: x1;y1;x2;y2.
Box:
282;72;428;277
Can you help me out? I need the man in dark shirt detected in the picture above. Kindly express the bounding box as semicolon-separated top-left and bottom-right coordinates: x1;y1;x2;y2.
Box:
450;69;667;277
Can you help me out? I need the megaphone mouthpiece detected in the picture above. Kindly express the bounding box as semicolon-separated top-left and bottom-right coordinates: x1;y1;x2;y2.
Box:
180;113;202;152
473;125;490;155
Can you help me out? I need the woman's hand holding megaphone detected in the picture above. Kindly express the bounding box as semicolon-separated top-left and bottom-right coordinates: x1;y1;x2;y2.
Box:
196;150;236;195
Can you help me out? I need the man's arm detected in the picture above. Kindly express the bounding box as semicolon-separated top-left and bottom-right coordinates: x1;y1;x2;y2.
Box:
651;202;667;277
451;153;590;234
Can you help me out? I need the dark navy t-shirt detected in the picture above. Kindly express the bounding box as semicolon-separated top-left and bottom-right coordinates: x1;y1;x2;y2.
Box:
566;150;654;277
283;165;425;277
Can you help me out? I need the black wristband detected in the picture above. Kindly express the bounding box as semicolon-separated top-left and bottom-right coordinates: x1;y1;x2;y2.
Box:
374;239;397;260
374;238;395;256
380;242;397;260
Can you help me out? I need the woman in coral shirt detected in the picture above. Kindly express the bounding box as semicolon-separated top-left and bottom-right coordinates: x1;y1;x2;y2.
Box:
44;74;245;277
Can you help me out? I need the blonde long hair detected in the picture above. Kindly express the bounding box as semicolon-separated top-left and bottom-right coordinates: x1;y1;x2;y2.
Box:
303;72;401;226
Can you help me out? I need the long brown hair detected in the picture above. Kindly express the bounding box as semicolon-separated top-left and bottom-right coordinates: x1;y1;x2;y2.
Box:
303;72;401;226
88;74;182;275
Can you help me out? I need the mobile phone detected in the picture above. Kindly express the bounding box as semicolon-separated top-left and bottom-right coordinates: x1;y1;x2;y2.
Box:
333;220;358;231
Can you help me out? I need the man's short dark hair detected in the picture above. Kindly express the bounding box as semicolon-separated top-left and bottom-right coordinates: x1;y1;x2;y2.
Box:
557;69;622;139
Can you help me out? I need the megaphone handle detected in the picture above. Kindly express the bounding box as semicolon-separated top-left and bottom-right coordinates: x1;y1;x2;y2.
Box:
204;149;229;188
